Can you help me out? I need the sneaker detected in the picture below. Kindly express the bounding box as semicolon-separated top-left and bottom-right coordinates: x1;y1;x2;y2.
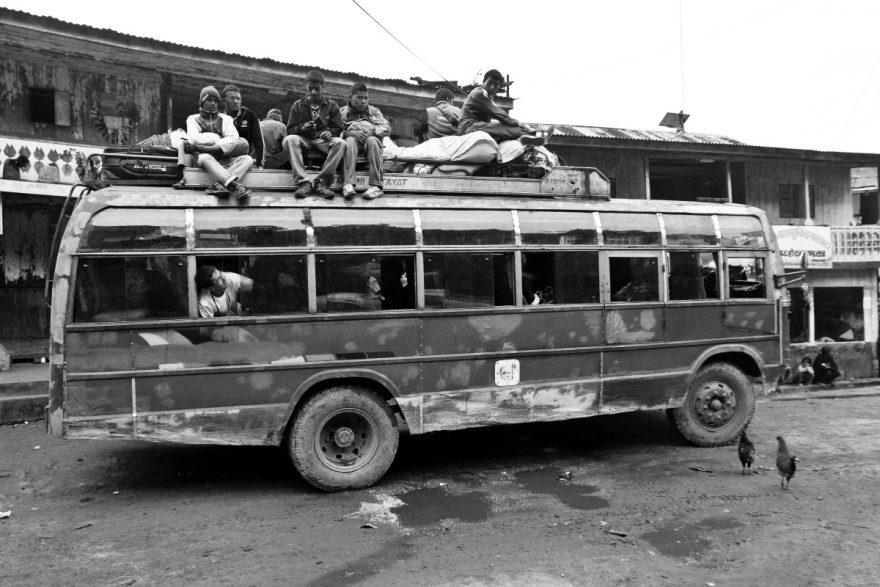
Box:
520;134;545;146
362;185;383;200
342;183;357;199
313;180;335;200
172;178;186;190
294;181;313;198
205;182;228;196
229;183;251;202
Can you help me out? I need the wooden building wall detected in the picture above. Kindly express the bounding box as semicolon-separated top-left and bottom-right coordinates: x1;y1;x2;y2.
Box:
0;51;164;146
551;147;648;199
744;160;853;225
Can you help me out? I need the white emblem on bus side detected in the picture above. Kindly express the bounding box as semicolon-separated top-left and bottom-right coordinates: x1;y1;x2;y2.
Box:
495;359;520;386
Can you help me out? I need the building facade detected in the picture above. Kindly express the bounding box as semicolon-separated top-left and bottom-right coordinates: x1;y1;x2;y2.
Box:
552;127;880;379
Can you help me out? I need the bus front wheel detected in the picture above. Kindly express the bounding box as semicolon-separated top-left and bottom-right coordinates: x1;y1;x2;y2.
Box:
288;385;399;491
668;362;755;447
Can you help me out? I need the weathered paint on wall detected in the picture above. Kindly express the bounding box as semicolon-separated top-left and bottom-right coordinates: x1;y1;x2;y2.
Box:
0;54;163;145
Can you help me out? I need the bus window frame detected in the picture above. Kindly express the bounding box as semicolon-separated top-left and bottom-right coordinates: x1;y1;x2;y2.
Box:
601;250;665;304
723;252;769;301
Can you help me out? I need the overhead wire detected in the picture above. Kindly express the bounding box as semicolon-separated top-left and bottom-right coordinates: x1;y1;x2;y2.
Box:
350;0;464;94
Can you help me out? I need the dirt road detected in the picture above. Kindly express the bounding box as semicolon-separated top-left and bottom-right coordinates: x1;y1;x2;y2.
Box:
2;390;879;586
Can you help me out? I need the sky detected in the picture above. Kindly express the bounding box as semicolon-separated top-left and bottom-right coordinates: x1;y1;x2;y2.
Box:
5;0;880;153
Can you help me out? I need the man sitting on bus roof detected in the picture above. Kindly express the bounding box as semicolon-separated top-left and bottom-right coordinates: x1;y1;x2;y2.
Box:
339;83;391;200
196;265;254;318
283;69;347;199
221;84;264;169
415;87;461;143
458;69;550;146
177;86;253;202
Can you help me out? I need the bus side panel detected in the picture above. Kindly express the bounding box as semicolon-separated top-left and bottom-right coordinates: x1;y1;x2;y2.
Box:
128;319;421;370
722;303;778;336
416;353;601;433
601;345;696;411
67;363;420;444
665;305;738;340
420;309;603;355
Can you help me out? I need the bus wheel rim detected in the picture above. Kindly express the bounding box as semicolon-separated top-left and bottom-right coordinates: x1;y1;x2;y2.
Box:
315;407;379;473
693;381;737;429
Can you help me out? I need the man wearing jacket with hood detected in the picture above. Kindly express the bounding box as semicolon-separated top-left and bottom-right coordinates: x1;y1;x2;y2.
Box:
177;85;253;201
222;84;264;167
340;82;390;200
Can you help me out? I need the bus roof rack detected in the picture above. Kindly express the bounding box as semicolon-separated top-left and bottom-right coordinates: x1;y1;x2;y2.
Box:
180;166;611;199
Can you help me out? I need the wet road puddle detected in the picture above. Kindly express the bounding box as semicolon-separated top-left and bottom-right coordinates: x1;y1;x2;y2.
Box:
641;516;744;558
514;469;610;510
391;486;492;527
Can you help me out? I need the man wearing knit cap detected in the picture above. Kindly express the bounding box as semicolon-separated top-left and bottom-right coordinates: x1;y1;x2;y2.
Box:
340;82;390;199
282;69;346;199
176;85;253;201
222;84;264;167
260;108;288;170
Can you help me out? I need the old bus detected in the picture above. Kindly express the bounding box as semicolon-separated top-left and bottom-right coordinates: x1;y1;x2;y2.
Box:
47;167;786;491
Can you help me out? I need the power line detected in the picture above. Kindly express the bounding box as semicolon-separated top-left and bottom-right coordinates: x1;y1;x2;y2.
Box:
350;0;463;94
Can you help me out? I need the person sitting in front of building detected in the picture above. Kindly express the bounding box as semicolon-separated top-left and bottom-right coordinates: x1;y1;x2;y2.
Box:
813;346;841;385
457;69;550;145
282;69;347;199
221;84;264;168
196;265;254;318
340;82;391;200
415;87;461;142
177;86;253;201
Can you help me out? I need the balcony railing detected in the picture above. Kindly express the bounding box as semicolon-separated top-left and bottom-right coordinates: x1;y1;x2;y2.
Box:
831;225;880;264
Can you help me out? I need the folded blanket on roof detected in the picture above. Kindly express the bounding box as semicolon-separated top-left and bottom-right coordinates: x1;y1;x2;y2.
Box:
383;131;499;164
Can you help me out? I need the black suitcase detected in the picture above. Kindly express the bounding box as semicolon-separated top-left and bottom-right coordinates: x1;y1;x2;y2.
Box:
100;145;180;185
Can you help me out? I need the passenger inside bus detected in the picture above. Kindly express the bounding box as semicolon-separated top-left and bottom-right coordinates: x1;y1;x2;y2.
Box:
196;264;254;318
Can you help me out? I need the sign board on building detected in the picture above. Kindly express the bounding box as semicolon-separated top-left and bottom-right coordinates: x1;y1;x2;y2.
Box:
773;225;833;269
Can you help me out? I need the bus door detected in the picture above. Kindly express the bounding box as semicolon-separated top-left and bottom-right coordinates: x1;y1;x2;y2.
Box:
600;250;672;411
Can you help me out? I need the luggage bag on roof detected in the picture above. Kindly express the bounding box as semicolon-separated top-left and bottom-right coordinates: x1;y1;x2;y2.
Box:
100;145;180;185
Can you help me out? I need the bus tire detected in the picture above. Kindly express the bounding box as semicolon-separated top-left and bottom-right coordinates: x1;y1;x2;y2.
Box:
668;362;755;447
288;385;399;492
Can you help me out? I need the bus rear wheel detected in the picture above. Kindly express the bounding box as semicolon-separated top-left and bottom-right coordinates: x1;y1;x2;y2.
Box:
669;362;755;447
288;385;399;492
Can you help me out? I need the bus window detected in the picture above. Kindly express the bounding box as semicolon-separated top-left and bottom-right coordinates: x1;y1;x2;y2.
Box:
424;252;514;308
718;216;766;248
523;252;600;304
601;213;661;246
663;214;718;246
80;209;186;251
74;256;187;322
727;256;766;298
316;254;415;313
195;255;308;317
519;211;598;245
669;252;719;300
609;256;659;302
421;210;514;245
311;209;415;247
194;208;306;248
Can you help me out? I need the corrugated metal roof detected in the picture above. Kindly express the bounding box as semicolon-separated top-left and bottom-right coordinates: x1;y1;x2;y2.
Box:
0;7;418;89
537;124;745;146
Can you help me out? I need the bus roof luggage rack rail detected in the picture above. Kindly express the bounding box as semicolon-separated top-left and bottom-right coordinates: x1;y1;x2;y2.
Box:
180;166;611;199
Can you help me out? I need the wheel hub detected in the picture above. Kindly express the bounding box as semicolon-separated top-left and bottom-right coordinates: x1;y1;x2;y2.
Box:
694;381;736;428
334;426;355;447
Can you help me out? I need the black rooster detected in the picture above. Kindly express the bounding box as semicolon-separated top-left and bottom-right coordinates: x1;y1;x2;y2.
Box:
776;435;797;489
738;427;755;475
